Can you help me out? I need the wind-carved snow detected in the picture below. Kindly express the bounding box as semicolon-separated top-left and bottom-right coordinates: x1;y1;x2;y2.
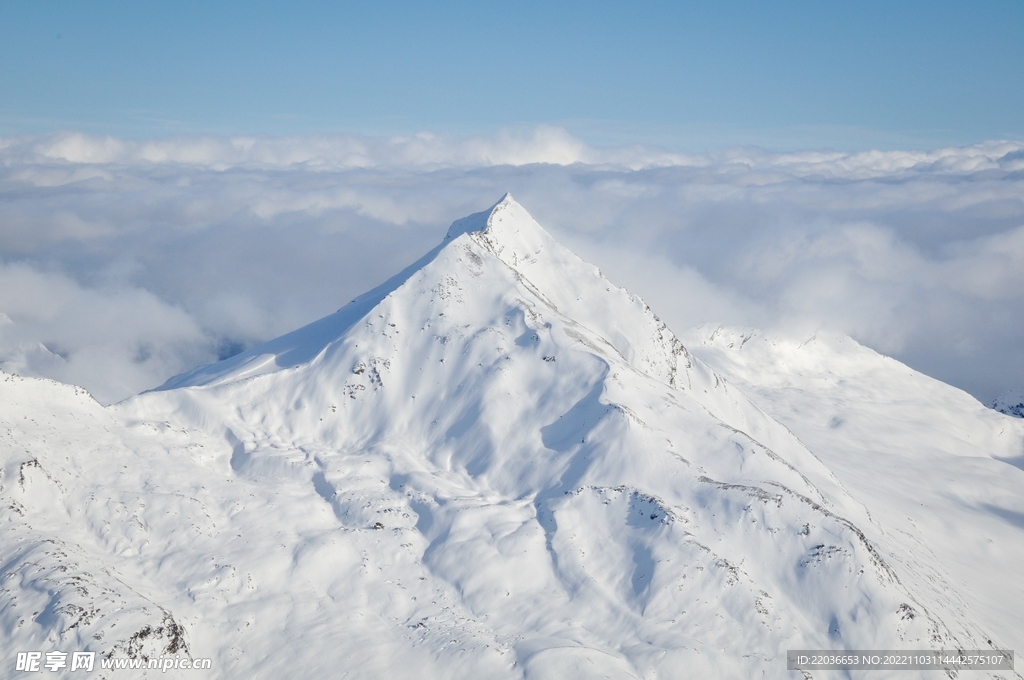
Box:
2;196;1020;678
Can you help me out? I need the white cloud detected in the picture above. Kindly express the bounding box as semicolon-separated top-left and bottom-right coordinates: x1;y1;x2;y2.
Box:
0;262;210;403
1;129;1022;404
1;127;698;171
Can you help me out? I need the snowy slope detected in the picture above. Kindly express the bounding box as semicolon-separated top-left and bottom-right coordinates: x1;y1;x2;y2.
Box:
2;196;1020;679
686;326;1024;655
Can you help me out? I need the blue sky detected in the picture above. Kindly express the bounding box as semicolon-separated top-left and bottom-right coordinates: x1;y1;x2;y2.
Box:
2;1;1022;149
2;3;1024;405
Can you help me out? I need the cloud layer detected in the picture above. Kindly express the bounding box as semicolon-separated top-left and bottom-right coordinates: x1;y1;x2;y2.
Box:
2;129;1022;404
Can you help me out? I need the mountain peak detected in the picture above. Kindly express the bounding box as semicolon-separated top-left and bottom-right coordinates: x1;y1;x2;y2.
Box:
442;193;569;294
443;193;519;241
993;387;1024;418
442;193;557;265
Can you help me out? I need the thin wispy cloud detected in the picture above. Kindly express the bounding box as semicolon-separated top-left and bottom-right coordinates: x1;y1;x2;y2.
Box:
1;129;1022;404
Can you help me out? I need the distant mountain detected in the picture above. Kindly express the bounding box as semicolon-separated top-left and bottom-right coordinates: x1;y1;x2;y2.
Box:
992;387;1024;418
2;196;1022;679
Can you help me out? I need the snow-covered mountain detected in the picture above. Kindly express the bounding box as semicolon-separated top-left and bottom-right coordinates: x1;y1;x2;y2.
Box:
684;327;1024;657
992;388;1024;419
2;196;1022;678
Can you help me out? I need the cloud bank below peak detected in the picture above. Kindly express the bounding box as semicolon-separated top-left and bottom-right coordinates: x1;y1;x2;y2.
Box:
0;128;1022;405
1;127;695;171
5;128;1023;174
